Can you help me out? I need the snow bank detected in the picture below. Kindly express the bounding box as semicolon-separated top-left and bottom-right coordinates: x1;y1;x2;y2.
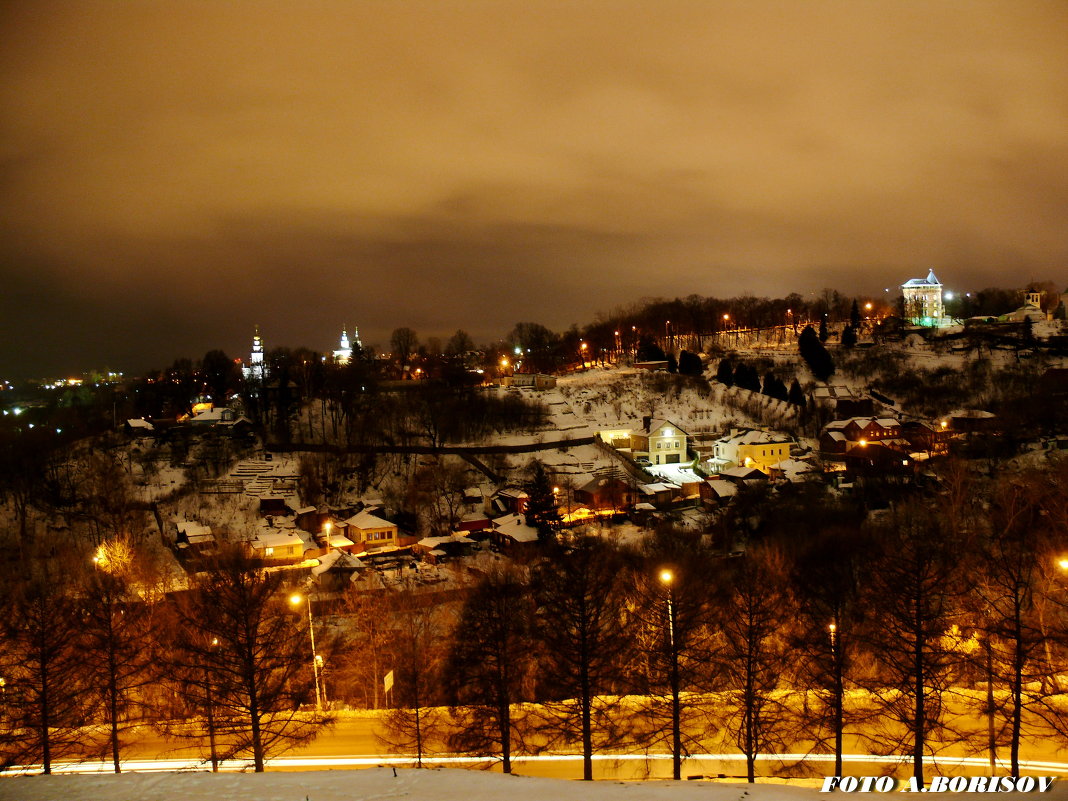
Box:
2;766;837;801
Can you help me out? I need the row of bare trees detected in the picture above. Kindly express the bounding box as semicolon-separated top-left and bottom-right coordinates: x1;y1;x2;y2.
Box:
0;544;330;774
377;479;1068;784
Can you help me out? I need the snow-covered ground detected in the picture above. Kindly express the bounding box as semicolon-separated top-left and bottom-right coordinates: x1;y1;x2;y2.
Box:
6;765;1067;801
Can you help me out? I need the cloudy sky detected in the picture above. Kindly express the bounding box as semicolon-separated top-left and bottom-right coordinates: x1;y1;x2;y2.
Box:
1;0;1066;378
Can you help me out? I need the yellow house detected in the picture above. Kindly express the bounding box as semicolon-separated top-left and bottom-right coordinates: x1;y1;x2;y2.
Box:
709;428;794;474
345;509;399;549
630;418;688;466
250;527;307;563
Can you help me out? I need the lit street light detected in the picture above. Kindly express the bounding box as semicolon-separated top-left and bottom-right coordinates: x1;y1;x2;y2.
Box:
659;568;681;781
290;593;323;710
828;620;844;775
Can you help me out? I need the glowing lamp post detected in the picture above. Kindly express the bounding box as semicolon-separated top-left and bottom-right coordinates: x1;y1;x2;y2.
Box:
828;620;843;774
659;568;681;780
289;593;323;710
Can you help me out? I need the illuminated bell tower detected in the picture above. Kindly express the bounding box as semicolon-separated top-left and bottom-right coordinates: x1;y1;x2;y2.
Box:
334;328;353;364
243;325;267;381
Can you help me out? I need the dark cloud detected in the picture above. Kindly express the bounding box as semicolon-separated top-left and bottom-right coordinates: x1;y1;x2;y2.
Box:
1;0;1067;377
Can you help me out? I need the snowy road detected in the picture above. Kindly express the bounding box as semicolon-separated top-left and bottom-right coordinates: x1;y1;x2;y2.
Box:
7;751;1068;778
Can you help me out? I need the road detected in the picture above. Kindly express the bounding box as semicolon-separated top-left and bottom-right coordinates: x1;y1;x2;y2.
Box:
9;709;1068;780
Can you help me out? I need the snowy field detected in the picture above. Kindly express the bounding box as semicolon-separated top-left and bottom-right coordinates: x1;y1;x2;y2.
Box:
8;767;1067;801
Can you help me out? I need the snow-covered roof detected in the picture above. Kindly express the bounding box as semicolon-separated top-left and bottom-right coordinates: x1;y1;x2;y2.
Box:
642;482;677;493
491;513;540;543
949;408;996;419
636;418;688;437
125;418;154;430
706;480;738;499
311;550;364;575
327;532;355;548
902;269;941;287
418;535;475;548
251;529;305;550
716;428;792;446
718;466;766;480
496;488;529;500
772;459;818;480
345;509;396;530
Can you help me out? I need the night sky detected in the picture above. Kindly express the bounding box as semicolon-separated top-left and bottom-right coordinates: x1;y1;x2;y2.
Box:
2;1;1066;378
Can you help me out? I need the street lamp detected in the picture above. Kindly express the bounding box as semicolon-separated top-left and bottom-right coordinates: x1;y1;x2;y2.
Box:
659;568;681;780
828;620;844;775
289;593;323;710
205;636;220;772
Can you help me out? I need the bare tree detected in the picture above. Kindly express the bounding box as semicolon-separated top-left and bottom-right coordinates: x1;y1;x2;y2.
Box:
168;547;331;771
789;526;872;775
81;546;159;772
860;504;967;787
377;588;451;766
390;327;420;367
714;545;796;783
630;527;717;780
530;535;632;781
445;560;534;773
0;550;90;773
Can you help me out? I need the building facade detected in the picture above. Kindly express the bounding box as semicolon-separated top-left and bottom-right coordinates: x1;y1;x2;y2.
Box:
901;269;944;326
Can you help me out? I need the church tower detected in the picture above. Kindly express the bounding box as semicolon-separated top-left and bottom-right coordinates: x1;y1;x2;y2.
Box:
333;325;363;364
242;325;267;381
333;328;353;364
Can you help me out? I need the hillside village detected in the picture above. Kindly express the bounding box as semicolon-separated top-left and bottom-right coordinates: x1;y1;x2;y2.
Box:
69;281;1068;600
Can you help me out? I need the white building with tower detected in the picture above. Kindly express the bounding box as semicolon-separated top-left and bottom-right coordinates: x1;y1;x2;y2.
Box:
333;326;363;364
242;326;267;382
901;269;944;326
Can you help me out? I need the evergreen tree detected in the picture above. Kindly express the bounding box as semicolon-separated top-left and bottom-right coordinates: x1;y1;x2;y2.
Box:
819;315;830;342
1022;316;1035;348
636;337;667;362
788;379;807;407
761;373;777;397
735;363;761;392
667;353;678;374
841;325;857;349
524;460;561;541
799;326;835;381
850;299;861;329
678;350;703;376
715;359;734;386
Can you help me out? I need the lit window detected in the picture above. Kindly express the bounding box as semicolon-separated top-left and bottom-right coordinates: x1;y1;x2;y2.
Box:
265;547;274;556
